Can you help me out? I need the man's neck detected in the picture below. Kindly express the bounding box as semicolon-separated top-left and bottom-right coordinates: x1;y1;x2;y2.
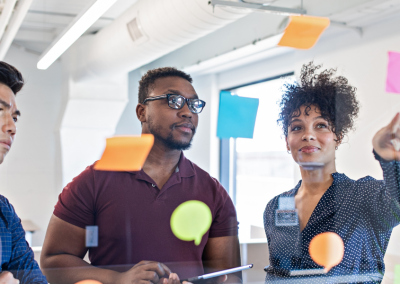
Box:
144;142;181;171
142;140;182;189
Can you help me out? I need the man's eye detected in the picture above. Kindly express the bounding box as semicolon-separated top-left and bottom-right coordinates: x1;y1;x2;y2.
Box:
13;117;18;123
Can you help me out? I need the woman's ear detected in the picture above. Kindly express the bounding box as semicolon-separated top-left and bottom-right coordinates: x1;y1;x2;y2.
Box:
285;136;290;151
335;133;344;147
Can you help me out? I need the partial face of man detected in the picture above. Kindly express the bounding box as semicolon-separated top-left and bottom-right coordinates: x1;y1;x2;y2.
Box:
0;84;19;164
141;76;199;151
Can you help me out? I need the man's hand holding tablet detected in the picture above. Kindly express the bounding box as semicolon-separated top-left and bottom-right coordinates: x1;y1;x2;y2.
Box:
181;264;253;284
115;261;179;284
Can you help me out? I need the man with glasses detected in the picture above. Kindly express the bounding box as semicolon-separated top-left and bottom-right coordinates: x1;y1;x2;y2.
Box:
41;67;241;284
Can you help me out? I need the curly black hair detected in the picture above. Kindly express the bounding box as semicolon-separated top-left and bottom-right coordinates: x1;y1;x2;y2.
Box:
138;67;192;104
277;62;360;143
0;61;24;94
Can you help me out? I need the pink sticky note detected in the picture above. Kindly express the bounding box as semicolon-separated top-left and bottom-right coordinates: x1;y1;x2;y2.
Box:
386;51;400;94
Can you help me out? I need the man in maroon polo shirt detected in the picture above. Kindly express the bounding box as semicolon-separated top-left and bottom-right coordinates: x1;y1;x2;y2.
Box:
41;67;241;284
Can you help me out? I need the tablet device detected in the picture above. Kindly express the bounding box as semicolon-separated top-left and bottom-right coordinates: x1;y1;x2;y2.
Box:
264;265;325;277
182;264;253;283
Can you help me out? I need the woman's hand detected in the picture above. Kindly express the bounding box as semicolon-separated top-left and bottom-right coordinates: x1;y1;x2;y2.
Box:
373;112;400;161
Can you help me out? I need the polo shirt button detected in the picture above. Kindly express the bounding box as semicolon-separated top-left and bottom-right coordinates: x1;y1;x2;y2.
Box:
152;184;156;187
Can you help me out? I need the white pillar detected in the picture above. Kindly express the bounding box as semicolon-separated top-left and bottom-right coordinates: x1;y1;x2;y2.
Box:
59;75;128;187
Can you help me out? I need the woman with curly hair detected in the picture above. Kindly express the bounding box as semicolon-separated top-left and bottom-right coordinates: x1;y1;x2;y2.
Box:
263;62;400;282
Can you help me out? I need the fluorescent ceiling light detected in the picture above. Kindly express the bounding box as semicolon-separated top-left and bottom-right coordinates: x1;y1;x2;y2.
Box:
183;33;289;75
37;0;118;70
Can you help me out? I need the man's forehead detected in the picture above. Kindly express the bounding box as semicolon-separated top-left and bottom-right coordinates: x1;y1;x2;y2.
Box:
152;77;197;96
0;85;17;107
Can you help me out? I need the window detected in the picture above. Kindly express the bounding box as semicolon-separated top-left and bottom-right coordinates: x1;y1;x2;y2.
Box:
220;74;300;242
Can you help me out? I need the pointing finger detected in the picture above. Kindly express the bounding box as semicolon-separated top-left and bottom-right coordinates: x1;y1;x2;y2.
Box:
390;112;400;134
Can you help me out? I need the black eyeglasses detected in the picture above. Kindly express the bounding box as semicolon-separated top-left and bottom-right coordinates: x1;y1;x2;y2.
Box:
142;94;206;114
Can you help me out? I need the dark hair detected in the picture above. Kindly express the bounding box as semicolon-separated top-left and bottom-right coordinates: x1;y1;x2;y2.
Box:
278;62;359;142
138;67;192;103
0;61;24;95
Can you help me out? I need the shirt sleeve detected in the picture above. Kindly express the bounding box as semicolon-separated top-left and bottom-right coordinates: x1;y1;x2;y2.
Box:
208;179;239;238
53;165;96;228
4;199;47;284
361;150;400;230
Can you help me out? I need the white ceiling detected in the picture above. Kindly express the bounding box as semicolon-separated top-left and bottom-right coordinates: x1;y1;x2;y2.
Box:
9;0;400;58
12;0;138;54
328;0;400;26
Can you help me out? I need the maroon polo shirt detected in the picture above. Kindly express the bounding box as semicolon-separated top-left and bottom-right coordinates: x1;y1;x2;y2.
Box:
54;152;238;279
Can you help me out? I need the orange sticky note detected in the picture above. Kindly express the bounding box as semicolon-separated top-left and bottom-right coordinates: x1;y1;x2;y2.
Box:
278;15;330;49
309;232;344;273
94;134;154;171
75;281;102;284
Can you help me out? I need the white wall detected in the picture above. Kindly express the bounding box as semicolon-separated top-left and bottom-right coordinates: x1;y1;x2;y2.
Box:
114;70;142;136
0;46;63;246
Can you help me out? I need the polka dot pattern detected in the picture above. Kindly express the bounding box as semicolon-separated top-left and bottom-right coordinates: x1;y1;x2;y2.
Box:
263;151;400;283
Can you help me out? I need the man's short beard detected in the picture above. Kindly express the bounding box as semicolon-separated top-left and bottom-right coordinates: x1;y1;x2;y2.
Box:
148;119;195;151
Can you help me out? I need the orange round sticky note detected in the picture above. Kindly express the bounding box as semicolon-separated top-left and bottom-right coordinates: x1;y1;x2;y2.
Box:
75;281;102;284
309;232;344;273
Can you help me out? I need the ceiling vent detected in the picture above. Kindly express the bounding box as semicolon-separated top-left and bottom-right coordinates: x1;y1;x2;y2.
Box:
127;14;148;44
72;0;250;81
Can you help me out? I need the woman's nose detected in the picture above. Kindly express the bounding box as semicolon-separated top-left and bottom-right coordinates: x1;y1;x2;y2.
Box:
302;128;315;141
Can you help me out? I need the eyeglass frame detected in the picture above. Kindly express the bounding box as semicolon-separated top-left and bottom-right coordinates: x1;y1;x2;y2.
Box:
142;94;206;114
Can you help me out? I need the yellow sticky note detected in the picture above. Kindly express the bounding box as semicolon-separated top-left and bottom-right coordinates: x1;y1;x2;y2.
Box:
94;134;154;171
309;232;344;273
170;200;212;246
278;15;330;49
395;264;400;284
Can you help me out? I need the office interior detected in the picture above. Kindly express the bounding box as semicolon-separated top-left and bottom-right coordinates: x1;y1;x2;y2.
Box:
0;0;400;283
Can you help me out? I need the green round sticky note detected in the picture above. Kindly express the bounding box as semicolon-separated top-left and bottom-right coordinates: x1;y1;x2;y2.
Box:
170;200;212;246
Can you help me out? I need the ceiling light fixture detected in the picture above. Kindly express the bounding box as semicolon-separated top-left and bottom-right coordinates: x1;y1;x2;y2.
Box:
183;33;289;75
37;0;118;70
211;0;306;15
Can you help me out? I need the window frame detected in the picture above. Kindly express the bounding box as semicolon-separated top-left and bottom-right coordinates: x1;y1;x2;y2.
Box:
219;72;295;206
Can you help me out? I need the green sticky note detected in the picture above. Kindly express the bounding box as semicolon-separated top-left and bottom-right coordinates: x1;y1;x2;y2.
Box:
395;264;400;284
170;200;212;246
217;91;259;139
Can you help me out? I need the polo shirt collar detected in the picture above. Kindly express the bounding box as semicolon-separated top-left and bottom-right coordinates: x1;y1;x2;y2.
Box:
132;151;195;182
176;152;196;178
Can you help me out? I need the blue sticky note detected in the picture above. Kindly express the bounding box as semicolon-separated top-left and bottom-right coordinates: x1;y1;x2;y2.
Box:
217;91;259;139
86;226;98;247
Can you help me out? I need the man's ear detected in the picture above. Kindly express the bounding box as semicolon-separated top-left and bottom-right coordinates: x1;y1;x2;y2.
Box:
136;104;146;123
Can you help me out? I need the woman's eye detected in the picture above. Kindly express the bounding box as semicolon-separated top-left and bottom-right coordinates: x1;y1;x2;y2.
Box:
13;117;18;123
316;123;328;129
291;126;301;131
